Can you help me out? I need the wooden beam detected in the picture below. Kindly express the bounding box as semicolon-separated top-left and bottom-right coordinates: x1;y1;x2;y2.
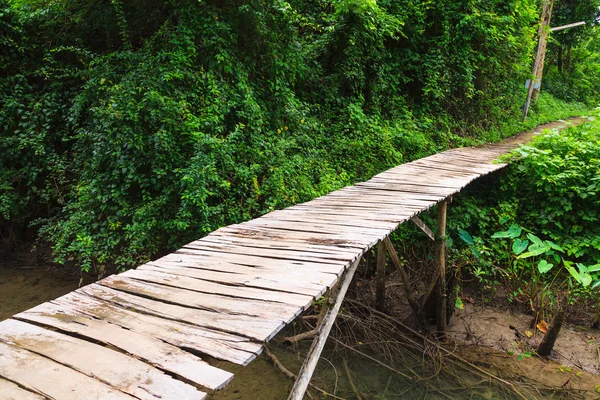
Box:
435;200;448;340
287;258;361;400
551;21;585;32
375;241;386;312
410;216;434;241
383;237;424;326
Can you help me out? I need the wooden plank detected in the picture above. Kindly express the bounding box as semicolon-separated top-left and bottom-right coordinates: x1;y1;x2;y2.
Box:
172;249;347;275
0;319;205;400
15;302;233;391
203;232;359;255
54;289;262;365
98;275;302;325
267;208;401;225
244;218;391;237
0;378;45;400
0;341;135;400
215;225;370;248
153;255;339;286
77;284;284;342
183;241;354;264
122;269;315;308
261;210;401;229
139;263;328;297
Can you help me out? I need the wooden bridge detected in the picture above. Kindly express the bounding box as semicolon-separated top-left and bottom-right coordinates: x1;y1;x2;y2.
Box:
0;120;579;399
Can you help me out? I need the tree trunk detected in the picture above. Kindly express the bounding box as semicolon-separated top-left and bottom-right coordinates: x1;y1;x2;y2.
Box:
537;307;566;357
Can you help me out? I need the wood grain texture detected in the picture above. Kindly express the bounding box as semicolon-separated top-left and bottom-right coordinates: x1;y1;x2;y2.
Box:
0;319;205;400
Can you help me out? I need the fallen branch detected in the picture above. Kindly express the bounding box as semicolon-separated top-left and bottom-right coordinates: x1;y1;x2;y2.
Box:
264;345;347;400
342;358;363;400
283;329;317;345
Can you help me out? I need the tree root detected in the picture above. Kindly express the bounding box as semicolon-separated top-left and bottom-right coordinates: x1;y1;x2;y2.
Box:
344;299;530;400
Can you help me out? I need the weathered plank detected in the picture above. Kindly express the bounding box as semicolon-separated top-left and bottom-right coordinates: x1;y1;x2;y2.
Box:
214;225;371;248
0;319;205;400
183;241;354;264
99;275;303;324
15;302;233;391
171;250;346;275
139;263;327;297
0;341;135;400
55;289;263;365
78;284;284;342
151;257;338;288
0;378;45;400
123;269;315;308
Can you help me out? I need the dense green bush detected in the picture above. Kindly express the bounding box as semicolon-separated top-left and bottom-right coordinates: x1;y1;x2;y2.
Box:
451;112;600;304
0;0;592;273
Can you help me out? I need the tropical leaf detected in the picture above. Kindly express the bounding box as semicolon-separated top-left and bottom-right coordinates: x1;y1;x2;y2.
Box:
537;259;553;274
512;239;529;255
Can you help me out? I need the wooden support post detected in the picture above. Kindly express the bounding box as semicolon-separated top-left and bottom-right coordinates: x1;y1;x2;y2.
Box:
375;241;386;312
287;258;361;400
435;200;448;340
410;216;435;241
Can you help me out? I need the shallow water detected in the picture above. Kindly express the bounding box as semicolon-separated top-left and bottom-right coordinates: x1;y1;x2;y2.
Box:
0;267;80;321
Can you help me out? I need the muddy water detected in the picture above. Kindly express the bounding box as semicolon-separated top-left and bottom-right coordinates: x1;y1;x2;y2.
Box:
0;268;80;321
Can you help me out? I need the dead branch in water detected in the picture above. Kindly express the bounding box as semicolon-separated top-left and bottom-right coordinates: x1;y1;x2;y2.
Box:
263;345;347;400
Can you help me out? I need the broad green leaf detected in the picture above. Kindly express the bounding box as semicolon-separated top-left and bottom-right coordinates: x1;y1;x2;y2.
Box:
458;229;474;246
576;263;588;273
580;272;592;287
527;233;544;247
587;264;600;272
537;260;553;274
492;225;521;239
512;239;529;255
455;297;464;310
546;241;564;252
492;230;512;239
507;224;522;239
565;264;582;283
592;280;600;290
517;243;550;259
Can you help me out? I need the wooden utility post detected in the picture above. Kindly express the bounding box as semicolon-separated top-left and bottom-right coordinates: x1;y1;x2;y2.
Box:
532;0;555;101
523;0;555;121
522;2;586;120
435;200;448;340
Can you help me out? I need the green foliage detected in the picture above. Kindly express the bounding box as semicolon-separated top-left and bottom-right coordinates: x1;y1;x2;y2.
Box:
545;25;600;105
452;111;600;315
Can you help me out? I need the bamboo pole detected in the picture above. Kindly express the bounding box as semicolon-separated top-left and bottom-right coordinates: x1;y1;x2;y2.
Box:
375;241;386;312
435;200;448;340
287;258;361;400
